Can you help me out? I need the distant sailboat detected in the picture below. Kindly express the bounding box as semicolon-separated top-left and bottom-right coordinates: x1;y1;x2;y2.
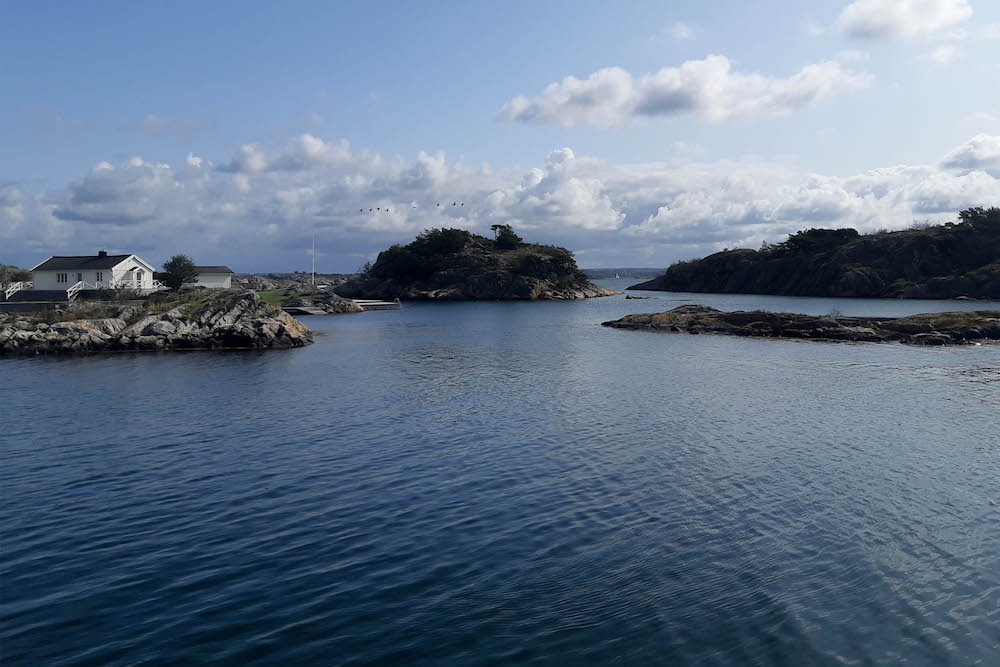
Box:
615;273;620;279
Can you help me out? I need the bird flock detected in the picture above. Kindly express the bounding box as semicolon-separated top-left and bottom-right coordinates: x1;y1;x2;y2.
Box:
359;202;465;213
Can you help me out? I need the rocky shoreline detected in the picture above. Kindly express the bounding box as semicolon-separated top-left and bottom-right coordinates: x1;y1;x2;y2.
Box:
1;291;312;355
602;305;1000;345
336;276;616;301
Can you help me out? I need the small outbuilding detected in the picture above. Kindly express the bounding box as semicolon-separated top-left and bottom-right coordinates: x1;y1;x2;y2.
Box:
187;266;235;289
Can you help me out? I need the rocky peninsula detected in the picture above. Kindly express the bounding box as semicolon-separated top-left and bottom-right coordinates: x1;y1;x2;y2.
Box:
335;227;615;300
260;287;363;314
602;304;1000;345
0;290;312;355
630;207;1000;300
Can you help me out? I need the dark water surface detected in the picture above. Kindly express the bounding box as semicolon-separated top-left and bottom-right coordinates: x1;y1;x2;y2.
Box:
3;283;999;665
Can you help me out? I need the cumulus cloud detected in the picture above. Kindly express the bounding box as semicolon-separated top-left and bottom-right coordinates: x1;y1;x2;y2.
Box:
941;133;1000;175
2;134;998;270
498;56;873;126
836;0;973;39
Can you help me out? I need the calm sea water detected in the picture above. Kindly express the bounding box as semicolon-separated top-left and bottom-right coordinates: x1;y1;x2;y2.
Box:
3;281;999;665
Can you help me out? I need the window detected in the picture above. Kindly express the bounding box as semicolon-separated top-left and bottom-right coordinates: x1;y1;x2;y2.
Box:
96;272;103;282
56;273;67;283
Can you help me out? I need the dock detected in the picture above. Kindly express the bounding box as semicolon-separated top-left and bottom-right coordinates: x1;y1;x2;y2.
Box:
351;299;401;311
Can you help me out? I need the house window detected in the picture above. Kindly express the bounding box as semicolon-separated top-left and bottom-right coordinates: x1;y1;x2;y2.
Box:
57;273;67;283
96;272;103;282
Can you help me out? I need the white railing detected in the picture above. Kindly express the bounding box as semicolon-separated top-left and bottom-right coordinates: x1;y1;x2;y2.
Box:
4;281;32;299
67;281;88;300
65;279;165;300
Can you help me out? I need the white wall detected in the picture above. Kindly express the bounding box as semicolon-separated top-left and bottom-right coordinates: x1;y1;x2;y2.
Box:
31;255;157;291
194;273;232;288
111;257;155;289
32;269;116;290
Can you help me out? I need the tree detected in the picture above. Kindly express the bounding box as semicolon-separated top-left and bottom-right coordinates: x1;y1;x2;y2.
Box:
493;224;522;250
162;255;198;290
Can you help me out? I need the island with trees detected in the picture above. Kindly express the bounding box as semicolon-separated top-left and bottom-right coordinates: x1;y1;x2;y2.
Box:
629;208;1000;299
335;226;616;300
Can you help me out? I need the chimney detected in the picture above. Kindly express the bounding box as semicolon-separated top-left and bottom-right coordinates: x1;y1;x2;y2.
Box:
98;250;107;257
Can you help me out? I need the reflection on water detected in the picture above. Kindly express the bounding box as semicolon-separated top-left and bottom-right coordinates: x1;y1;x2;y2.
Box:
2;284;999;665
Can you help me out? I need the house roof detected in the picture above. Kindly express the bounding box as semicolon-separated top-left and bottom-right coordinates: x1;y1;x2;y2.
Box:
32;254;133;271
195;266;235;274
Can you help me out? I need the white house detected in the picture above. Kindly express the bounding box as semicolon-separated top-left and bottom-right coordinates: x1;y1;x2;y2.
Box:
187;266;235;289
30;252;159;292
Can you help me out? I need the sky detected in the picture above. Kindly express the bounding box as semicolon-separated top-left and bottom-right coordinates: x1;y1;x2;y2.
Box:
2;0;999;272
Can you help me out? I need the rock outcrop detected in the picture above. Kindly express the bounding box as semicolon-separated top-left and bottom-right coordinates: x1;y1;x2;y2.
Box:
630;208;1000;300
335;228;616;301
0;291;312;355
276;288;363;314
602;304;1000;345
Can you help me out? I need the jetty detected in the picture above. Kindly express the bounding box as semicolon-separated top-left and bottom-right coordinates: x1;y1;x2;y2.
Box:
351;298;401;311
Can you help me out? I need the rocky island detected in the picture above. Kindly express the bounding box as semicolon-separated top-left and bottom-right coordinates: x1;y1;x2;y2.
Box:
335;226;615;300
630;207;1000;299
0;290;312;355
602;304;1000;345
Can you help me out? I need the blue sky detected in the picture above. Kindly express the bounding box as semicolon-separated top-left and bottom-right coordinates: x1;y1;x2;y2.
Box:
2;0;999;271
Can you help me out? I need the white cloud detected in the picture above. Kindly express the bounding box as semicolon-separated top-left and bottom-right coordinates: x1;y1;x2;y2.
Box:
920;44;962;64
941;133;1000;175
498;55;873;127
2;134;998;270
836;0;973;39
219;144;269;173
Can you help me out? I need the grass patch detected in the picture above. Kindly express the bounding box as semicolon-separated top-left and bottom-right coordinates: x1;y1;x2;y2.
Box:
181;297;207;320
257;291;285;306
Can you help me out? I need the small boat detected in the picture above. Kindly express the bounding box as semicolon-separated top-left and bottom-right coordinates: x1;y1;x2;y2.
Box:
615;273;620;279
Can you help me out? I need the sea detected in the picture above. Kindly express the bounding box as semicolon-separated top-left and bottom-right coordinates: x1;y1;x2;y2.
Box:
2;279;999;665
